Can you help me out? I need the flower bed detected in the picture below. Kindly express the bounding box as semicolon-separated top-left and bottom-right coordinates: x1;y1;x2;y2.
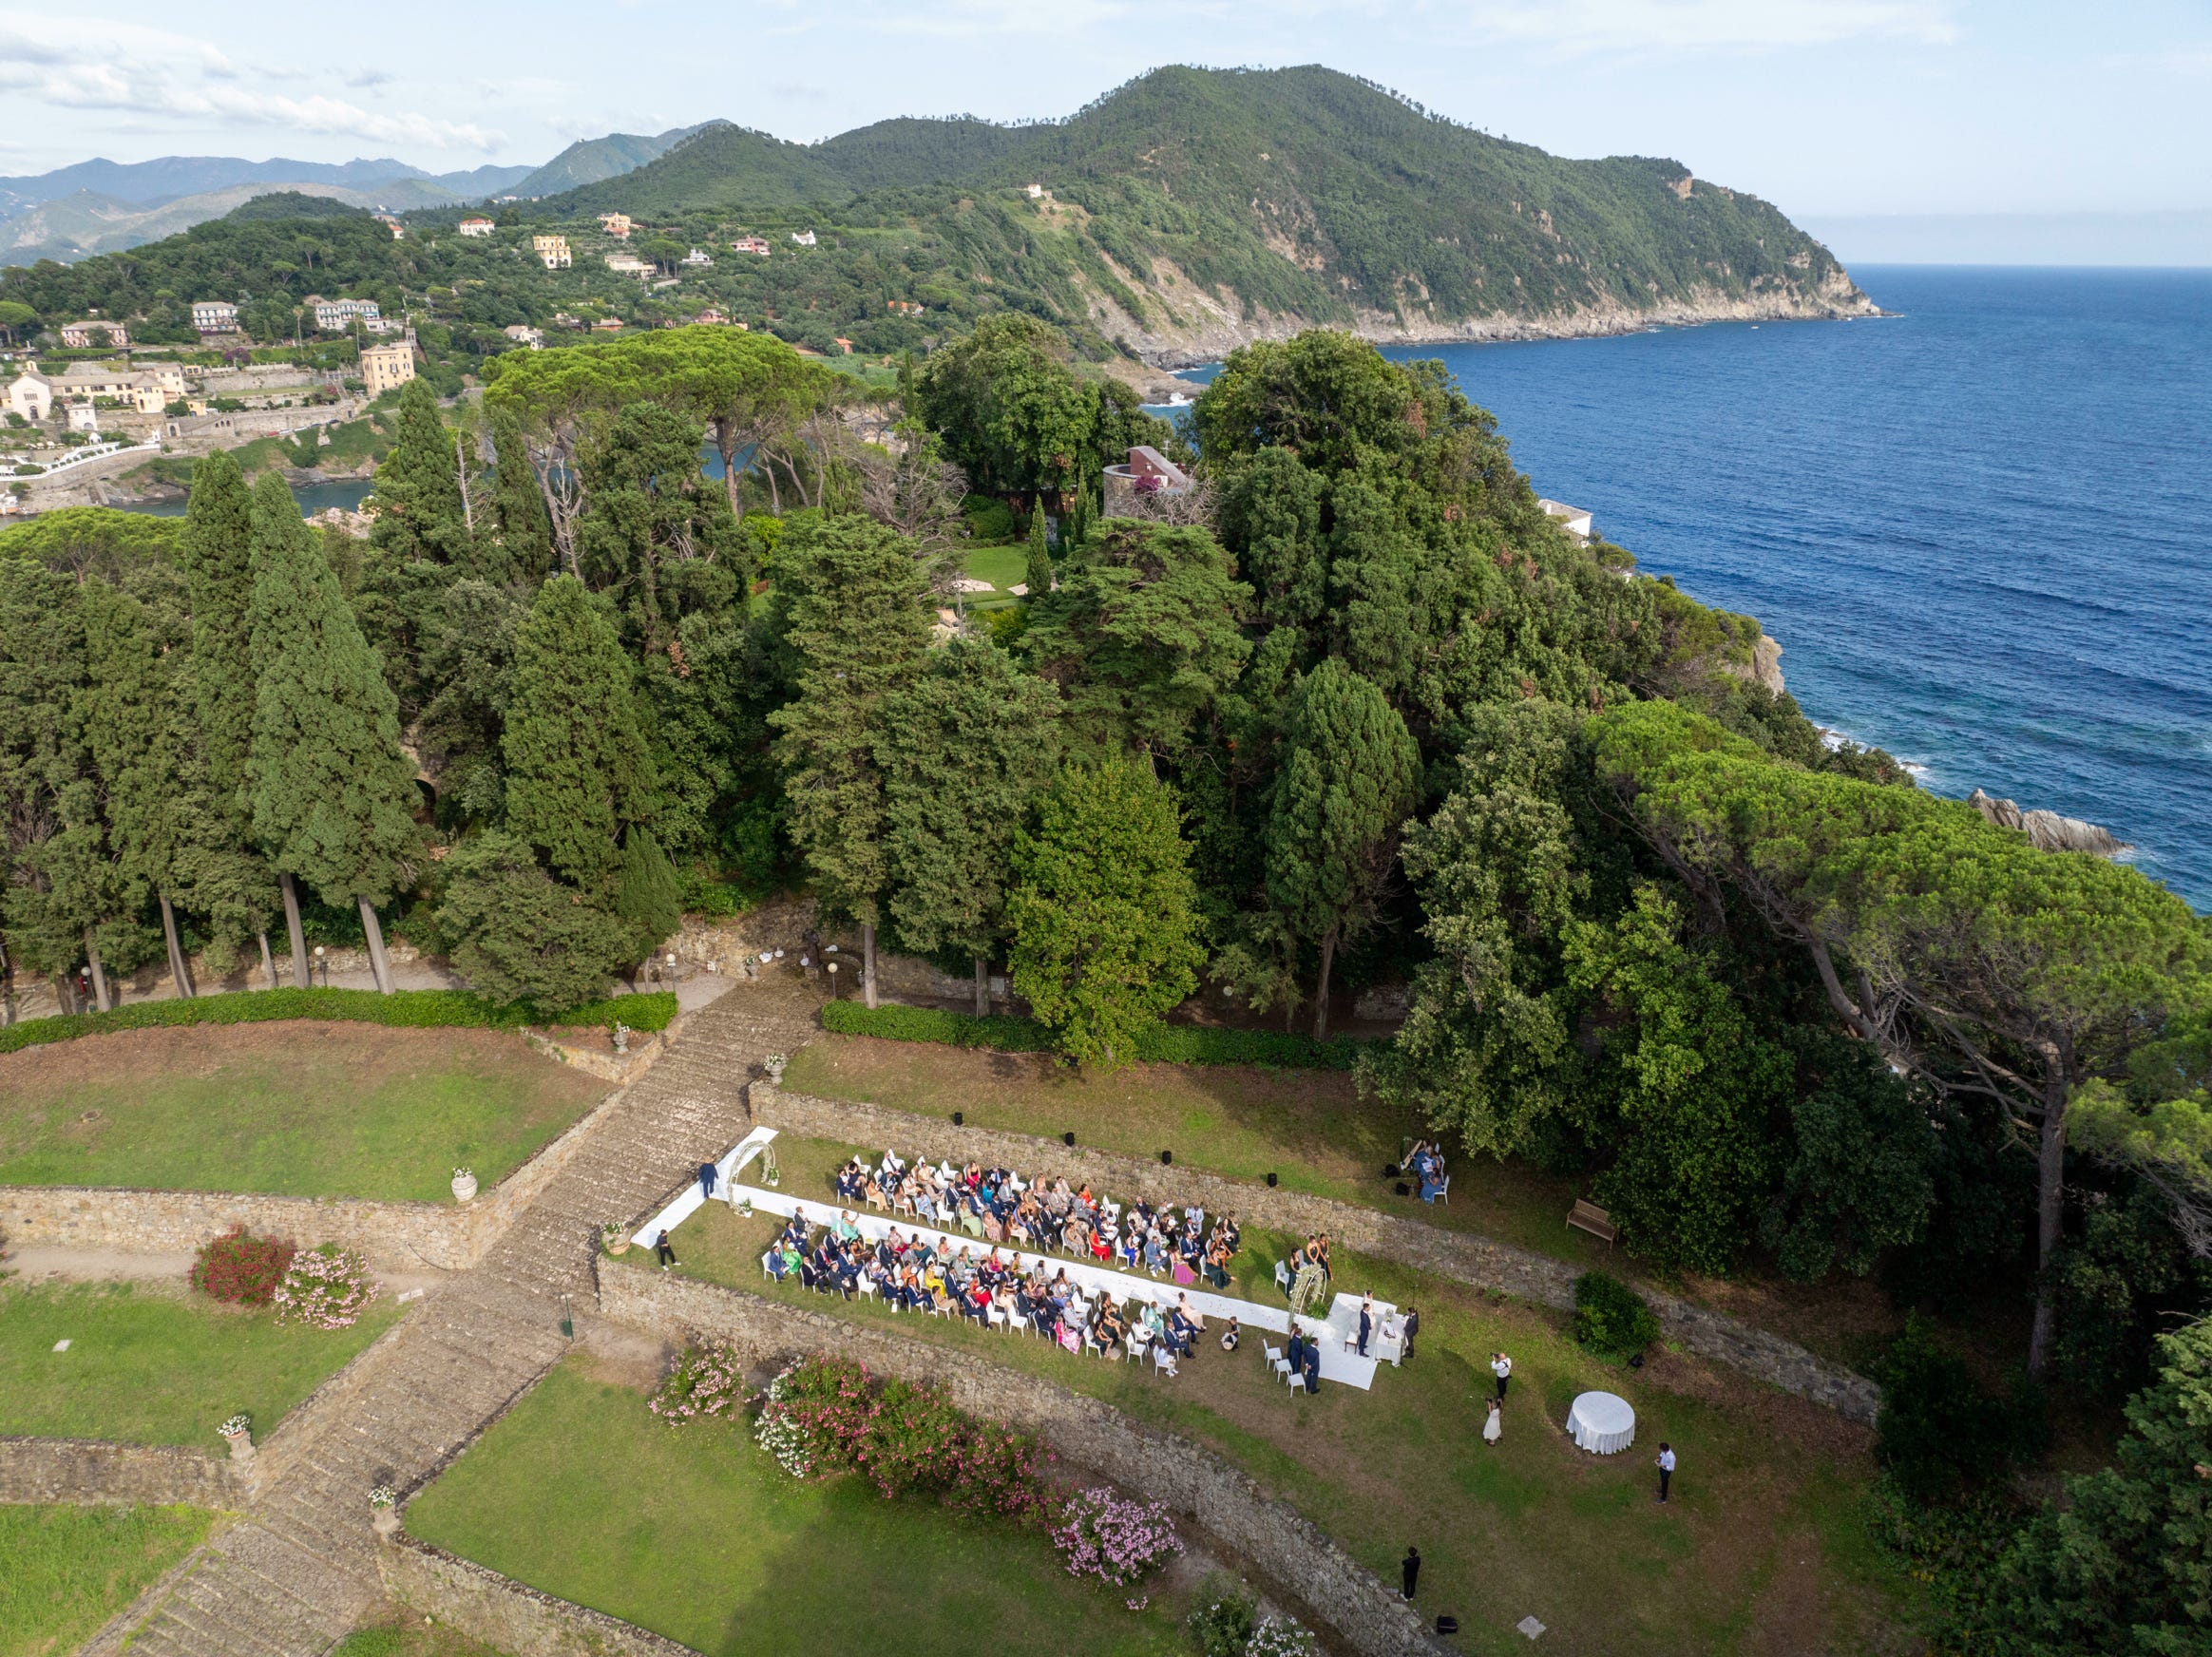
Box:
191;1227;296;1306
272;1243;378;1329
1049;1486;1184;1587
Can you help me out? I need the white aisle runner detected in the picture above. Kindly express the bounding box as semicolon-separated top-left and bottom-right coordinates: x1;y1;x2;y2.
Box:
634;1128;1389;1390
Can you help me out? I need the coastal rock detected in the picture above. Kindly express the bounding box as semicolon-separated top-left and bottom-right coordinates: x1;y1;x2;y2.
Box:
1968;789;2129;857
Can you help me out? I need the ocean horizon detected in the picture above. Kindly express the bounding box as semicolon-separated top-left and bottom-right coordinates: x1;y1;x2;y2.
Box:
1171;265;2212;910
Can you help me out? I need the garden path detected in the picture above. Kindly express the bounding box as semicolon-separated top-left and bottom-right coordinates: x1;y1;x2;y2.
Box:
104;980;823;1657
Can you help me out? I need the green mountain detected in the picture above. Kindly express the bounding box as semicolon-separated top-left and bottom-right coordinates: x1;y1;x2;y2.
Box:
0;179;453;265
547;124;850;214
511;126;706;199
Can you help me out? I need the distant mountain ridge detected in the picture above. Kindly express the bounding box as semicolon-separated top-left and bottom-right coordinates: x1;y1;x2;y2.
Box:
0;155;535;214
546;65;1873;355
0;178;479;265
508;127;707;199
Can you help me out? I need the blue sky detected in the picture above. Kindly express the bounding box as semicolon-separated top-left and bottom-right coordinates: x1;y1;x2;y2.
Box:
3;0;2208;221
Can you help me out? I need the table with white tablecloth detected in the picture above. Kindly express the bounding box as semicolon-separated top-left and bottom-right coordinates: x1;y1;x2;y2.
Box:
1567;1390;1636;1455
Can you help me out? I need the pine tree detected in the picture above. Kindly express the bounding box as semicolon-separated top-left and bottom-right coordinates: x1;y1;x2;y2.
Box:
246;473;421;992
1025;499;1054;598
503;574;655;895
881;637;1061;1013
1265;658;1420;1038
489;404;552;583
767;517;931;1007
369;378;473;568
431;830;634;1010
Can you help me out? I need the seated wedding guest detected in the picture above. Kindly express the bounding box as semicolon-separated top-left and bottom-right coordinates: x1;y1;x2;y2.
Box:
1202;1237;1233;1290
1143;1229;1168;1275
1096;1304;1127;1358
1090;1226;1116;1263
1175;1292;1206;1331
1061;1214;1089;1255
835;1209;861;1243
1164;1305;1196;1358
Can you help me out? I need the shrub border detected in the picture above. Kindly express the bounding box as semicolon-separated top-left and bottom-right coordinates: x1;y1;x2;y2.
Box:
0;987;677;1057
819;999;1374;1071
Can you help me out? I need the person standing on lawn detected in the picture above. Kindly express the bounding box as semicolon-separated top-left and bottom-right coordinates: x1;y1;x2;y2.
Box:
1483;1397;1502;1446
1656;1443;1676;1503
1401;1546;1421;1601
656;1228;677;1269
1400;1305;1419;1362
1492;1350;1513;1400
696;1161;717;1200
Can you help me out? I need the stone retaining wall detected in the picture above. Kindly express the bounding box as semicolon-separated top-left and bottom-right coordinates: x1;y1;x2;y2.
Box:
750;1083;1880;1424
0;1435;238;1508
0;1081;634;1275
600;1260;1452;1657
379;1536;695;1657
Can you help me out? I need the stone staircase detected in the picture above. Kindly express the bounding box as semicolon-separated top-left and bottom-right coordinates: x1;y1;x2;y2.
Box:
110;983;821;1657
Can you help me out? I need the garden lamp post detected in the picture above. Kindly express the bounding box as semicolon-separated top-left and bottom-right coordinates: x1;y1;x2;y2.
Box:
314;944;326;987
827;962;839;1000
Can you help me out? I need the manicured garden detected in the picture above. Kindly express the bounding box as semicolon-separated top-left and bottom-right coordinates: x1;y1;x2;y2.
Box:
0;1502;213;1657
405;1359;1206;1657
649;1139;1917;1654
0;1279;401;1446
0;1020;608;1201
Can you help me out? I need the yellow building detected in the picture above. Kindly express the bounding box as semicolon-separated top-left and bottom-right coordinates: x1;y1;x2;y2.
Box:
360;338;416;396
532;235;571;269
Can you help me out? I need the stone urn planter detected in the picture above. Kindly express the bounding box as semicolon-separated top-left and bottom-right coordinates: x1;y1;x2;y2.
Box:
370;1485;399;1537
450;1167;478;1204
601;1222;630;1257
762;1053;789;1086
612;1022;631;1056
219;1415;253;1462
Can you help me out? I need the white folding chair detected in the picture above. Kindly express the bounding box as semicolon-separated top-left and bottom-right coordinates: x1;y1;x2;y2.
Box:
855;1276;878;1303
1273;1259;1292;1295
1435;1174;1450;1205
760;1251;776;1282
1285;1367;1307;1393
1265;1343;1287;1378
986;1304;1007;1331
1150;1342;1178;1378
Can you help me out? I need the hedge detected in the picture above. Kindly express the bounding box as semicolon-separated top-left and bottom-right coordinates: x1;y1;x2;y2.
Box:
817;999;1374;1070
1572;1270;1661;1359
0;986;678;1057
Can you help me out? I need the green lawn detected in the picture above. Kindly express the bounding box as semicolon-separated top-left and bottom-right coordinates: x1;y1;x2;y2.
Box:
407;1360;1199;1657
0;1022;607;1201
779;1035;1899;1365
0;1503;213;1657
962;543;1030;597
657;1142;1917;1656
330;1619;512;1657
0;1281;402;1447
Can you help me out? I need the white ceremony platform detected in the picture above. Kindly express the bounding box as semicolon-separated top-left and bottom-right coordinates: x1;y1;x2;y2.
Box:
634;1128;1396;1390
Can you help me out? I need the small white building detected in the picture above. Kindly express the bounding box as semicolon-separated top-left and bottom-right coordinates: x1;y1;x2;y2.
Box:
1537;499;1594;543
1024;182;1045;199
681;247;714;267
309;296;381;333
503;324;544;350
457;217;496;237
789;230;817;247
7;368;52;422
191;300;239;333
67;401;100;432
604;254;653;277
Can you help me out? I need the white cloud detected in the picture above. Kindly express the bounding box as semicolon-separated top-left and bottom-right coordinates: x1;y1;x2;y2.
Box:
1453;0;1957;53
0;12;503;149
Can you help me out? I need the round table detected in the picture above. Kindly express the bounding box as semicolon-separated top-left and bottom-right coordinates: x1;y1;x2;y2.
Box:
1567;1391;1636;1455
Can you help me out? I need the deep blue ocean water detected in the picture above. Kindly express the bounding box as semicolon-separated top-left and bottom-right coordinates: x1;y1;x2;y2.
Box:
1172;267;2212;908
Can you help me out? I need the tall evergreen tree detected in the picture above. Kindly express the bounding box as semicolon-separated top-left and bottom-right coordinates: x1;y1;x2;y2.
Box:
1025;500;1053;598
369;377;474;568
178;450;279;984
1264;658;1420;1038
767;517;931;1007
488;404;552;583
1006;759;1204;1067
247;473;420;992
502;574;654;895
880;637;1061;1012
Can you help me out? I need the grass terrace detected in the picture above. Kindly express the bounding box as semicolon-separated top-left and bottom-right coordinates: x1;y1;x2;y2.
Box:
779;1035;1902;1366
406;1358;1201;1657
643;1135;1918;1654
0;1503;213;1657
0;1280;403;1446
0;1021;608;1202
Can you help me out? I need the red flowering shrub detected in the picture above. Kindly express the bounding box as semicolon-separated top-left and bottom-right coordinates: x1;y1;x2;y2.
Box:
753;1355;1044;1521
190;1227;296;1306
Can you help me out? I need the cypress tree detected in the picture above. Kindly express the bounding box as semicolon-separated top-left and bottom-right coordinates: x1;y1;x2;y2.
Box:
369;377;473;567
613;828;683;955
1025;499;1054;597
1265;658;1420;1038
178;449;279;982
247;473;421;992
503;574;654;895
431;830;633;1009
489;404;552;583
880;637;1061;1013
767;517;931;1007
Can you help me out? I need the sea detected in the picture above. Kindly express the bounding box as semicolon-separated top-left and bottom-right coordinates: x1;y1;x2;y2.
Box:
1162;267;2212;910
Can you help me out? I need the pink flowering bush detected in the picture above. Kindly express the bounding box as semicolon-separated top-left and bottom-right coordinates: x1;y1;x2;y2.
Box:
271;1244;377;1330
1050;1486;1183;1587
751;1355;1044;1521
650;1337;747;1425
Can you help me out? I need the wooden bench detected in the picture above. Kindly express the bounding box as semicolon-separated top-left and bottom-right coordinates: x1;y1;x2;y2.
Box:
1567;1199;1619;1246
